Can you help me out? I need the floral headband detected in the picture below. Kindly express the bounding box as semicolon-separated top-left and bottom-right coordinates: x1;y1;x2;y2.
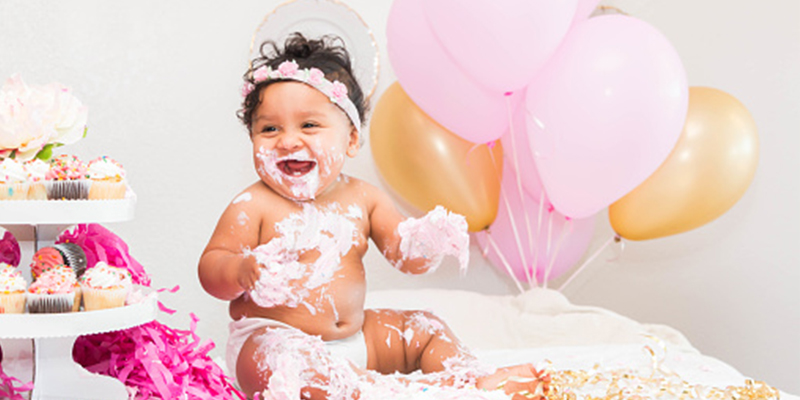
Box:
243;60;361;133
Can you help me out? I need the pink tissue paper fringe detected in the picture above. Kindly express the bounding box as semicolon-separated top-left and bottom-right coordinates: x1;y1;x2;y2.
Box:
0;230;21;267
73;312;244;400
56;223;151;286
0;346;33;400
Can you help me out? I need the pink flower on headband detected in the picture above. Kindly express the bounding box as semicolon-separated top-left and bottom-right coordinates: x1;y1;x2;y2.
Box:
308;68;324;85
253;66;271;82
278;60;299;77
238;59;361;133
241;82;255;97
331;81;348;102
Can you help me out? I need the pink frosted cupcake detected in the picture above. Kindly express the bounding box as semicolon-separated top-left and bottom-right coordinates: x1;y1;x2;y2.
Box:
0;264;26;314
80;261;131;311
25;158;50;200
29;244;87;281
45;154;90;200
86;156;126;200
0;158;30;200
27;264;78;313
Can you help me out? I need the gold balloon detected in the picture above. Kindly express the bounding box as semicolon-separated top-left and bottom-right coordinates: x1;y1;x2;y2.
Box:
609;86;759;240
370;82;503;231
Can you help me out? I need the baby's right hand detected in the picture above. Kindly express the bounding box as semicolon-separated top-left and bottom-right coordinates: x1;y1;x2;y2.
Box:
237;254;261;293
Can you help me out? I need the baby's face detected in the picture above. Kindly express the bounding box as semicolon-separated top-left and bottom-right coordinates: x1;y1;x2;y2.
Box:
250;81;359;201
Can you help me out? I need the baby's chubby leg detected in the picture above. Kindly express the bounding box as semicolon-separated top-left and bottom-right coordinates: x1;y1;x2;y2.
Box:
362;309;479;377
362;309;541;392
237;326;362;400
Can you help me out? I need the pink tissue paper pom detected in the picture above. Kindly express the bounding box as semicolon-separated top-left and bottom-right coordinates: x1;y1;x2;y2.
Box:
0;347;33;400
0;230;21;267
56;223;151;286
73;311;243;399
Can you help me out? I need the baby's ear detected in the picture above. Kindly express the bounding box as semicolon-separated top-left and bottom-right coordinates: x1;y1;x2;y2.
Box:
346;126;360;158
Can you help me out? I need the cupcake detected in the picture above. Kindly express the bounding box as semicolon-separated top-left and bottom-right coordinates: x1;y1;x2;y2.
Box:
25;158;50;200
0;158;30;200
80;261;131;311
0;264;26;314
30;243;87;280
86;156;126;199
26;264;77;313
45;154;90;200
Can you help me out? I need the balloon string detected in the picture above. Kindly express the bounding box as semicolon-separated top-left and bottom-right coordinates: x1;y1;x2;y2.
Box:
606;234;626;262
488;150;530;276
487;233;526;294
480;234;490;258
534;191;546;287
543;218;571;288
465;143;483;162
557;234;619;292
504;95;537;288
546;207;554;262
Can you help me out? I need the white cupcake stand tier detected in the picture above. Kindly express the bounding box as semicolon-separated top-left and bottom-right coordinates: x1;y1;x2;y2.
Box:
0;194;157;400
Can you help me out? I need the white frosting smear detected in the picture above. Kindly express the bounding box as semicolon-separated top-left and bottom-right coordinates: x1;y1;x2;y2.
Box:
247;203;360;308
396;206;470;274
256;147;321;200
233;192;252;204
237;211;250;226
252;323;497;400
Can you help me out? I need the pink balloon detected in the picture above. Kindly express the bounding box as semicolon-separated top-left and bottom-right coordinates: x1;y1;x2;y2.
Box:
500;109;546;202
387;0;521;143
421;0;578;92
475;160;595;284
525;15;688;218
573;0;601;22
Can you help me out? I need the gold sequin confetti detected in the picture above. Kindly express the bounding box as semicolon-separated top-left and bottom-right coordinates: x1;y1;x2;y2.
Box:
499;340;780;400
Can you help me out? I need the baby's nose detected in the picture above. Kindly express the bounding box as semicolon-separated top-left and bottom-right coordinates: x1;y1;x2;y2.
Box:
277;131;303;150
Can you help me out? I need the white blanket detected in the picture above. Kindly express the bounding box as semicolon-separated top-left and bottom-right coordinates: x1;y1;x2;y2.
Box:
365;288;797;399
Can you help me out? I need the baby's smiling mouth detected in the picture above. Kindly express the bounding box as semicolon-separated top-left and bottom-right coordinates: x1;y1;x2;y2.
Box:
277;159;317;177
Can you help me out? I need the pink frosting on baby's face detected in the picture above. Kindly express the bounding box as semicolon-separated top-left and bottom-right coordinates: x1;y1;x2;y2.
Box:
28;265;76;294
249;82;359;201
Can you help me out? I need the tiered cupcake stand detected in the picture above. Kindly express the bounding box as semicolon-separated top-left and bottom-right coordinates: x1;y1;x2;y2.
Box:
0;194;157;400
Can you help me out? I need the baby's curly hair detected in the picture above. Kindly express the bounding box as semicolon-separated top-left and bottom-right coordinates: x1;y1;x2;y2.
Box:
238;33;368;134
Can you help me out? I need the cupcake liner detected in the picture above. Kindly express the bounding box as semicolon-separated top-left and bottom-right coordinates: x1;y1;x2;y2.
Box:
0;182;29;200
53;243;88;278
88;180;126;200
0;292;26;314
82;286;127;311
26;292;74;313
45;180;90;200
73;286;82;312
27;182;47;200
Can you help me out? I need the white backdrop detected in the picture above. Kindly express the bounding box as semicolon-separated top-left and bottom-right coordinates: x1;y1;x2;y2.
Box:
0;0;797;393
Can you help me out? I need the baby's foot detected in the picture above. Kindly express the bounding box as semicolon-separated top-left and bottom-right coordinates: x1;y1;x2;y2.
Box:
476;364;549;399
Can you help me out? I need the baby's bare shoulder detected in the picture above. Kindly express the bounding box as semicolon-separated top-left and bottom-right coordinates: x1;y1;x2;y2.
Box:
336;175;393;212
338;175;381;196
228;182;276;206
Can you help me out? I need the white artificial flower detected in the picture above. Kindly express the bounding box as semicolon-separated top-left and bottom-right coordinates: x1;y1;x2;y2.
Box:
0;74;87;161
45;82;88;146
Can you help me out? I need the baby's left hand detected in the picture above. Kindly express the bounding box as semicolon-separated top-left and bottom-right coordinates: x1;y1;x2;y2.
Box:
397;206;470;273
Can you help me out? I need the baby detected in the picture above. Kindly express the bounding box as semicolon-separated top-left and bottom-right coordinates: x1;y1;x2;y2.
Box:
198;34;537;399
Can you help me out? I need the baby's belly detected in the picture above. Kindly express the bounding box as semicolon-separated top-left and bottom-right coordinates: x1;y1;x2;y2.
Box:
230;261;366;341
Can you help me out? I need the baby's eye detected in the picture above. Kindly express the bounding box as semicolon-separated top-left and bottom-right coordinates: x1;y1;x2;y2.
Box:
302;122;319;129
261;126;278;133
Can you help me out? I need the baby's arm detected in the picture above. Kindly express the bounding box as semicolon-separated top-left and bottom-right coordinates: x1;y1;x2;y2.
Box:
198;188;262;301
367;183;470;275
